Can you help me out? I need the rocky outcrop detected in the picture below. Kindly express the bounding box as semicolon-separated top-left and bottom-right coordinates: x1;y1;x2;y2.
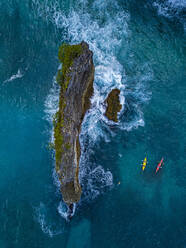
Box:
105;89;122;122
54;42;94;207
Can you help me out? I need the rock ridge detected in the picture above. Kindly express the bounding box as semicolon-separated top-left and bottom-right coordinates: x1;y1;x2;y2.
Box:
54;41;94;207
105;88;122;122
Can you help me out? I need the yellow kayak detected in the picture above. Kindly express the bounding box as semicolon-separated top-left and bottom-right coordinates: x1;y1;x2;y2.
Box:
142;157;147;171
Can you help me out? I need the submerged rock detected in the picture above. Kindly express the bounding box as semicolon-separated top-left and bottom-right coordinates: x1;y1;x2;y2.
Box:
54;41;94;206
105;89;122;122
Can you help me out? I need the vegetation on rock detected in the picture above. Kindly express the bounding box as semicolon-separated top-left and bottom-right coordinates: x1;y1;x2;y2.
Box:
53;41;94;206
57;43;82;86
54;43;83;174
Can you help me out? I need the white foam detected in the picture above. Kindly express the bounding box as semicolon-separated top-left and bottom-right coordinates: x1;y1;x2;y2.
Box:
34;202;63;237
167;0;186;8
58;202;76;221
40;0;152;213
52;167;61;190
44;76;59;123
153;0;186;19
57;201;69;221
37;0;151;138
44;76;59;144
79;157;113;202
4;69;23;83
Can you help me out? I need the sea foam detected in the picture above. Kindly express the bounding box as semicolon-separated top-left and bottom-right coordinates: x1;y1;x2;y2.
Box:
4;69;23;83
41;0;152;218
153;0;186;27
34;202;64;237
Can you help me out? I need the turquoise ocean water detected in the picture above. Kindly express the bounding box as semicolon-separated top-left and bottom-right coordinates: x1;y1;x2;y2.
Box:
0;0;185;247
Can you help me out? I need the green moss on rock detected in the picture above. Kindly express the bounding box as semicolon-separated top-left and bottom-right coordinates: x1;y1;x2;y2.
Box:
53;41;94;206
54;43;83;173
105;88;122;122
57;43;82;86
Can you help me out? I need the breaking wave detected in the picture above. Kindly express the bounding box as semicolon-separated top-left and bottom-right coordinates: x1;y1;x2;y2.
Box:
44;76;60;123
41;0;152;219
34;202;64;237
36;0;152;139
80;164;113;202
44;76;60;145
58;201;76;221
3;69;24;83
153;0;186;30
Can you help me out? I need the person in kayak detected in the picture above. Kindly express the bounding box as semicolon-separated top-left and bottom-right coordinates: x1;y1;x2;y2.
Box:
142;157;147;171
155;157;164;173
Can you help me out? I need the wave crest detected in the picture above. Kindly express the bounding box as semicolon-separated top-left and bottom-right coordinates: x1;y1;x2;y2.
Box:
4;69;23;83
42;0;152;217
34;202;64;237
153;0;186;29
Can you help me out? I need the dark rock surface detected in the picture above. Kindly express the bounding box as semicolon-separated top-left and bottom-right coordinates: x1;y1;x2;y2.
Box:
105;88;122;122
54;41;94;206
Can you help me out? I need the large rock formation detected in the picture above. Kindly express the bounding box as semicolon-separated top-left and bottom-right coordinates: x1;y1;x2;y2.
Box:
105;88;122;122
54;42;94;208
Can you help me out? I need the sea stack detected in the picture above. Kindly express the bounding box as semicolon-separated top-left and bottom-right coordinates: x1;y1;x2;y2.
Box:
54;42;94;208
105;88;122;122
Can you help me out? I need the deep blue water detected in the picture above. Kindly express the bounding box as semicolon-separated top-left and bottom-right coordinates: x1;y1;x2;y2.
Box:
0;0;185;247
